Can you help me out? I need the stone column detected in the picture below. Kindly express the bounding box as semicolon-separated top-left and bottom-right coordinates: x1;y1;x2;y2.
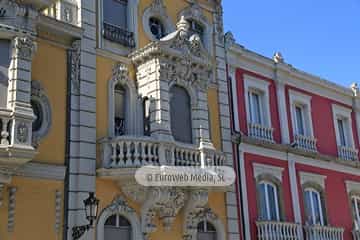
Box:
7;36;36;148
351;84;360;147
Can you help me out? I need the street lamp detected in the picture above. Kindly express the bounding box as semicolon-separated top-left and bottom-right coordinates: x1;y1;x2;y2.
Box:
72;192;100;240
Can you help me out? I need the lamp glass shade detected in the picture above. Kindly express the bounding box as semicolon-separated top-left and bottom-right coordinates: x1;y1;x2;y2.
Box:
83;192;99;224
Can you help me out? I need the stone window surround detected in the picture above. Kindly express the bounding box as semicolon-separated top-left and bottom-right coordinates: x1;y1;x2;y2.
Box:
142;0;175;42
244;75;272;128
97;0;139;55
288;89;314;137
96;196;142;240
253;163;286;221
299;171;328;225
345;180;360;229
332;104;355;148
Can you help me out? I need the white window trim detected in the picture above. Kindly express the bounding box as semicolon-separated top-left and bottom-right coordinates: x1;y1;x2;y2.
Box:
98;0;139;55
253;162;284;183
244;75;271;127
332;104;355;147
289;89;314;137
304;188;325;226
229;67;240;132
259;181;281;221
352;196;360;230
299;171;327;189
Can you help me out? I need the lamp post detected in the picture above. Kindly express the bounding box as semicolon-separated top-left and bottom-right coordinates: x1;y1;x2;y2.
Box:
72;192;100;240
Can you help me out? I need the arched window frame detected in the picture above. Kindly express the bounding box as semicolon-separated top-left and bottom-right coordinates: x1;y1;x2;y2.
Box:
108;64;142;137
192;209;226;240
257;180;281;221
97;196;143;240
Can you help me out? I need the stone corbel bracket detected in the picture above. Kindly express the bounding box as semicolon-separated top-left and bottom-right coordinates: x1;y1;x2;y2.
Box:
141;187;186;237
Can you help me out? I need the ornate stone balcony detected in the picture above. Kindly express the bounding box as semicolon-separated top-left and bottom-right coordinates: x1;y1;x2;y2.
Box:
338;145;359;161
0;109;36;175
293;134;317;152
256;221;302;240
304;225;344;240
99;135;225;171
353;230;360;240
248;123;274;143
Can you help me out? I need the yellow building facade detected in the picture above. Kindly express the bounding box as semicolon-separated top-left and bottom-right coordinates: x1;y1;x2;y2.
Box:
0;0;240;240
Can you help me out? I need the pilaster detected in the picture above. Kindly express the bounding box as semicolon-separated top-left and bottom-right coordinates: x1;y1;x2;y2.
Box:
66;0;97;239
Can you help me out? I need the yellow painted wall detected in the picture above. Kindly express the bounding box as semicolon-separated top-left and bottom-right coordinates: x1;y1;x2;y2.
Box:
208;87;222;150
0;177;64;240
96;179;227;240
32;40;67;165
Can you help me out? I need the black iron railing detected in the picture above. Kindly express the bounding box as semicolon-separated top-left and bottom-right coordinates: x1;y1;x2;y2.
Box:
103;22;135;48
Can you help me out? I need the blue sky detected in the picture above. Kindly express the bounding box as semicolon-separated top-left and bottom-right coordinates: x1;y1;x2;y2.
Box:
222;0;360;87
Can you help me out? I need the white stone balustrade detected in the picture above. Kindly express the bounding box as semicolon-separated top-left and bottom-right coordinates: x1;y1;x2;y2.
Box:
338;146;359;161
353;230;360;240
100;136;226;168
248;123;274;142
293;134;317;152
304;225;344;240
0;109;11;146
256;221;302;240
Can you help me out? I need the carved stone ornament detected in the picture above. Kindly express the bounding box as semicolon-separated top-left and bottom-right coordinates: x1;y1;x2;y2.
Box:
14;37;37;61
69;40;81;93
16;122;28;143
273;51;284;64
112;63;132;86
108;195;135;213
142;0;175;41
224;31;236;49
214;4;224;42
141;187;186;237
130;16;212;91
31;80;52;148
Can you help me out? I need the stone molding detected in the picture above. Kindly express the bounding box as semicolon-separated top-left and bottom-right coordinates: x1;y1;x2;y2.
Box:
14;36;37;61
142;0;175;41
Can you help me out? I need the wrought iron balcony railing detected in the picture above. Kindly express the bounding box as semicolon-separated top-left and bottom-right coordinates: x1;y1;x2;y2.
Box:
353;229;360;240
248;123;274;143
102;22;135;48
100;136;225;169
256;221;302;240
338;145;359;162
293;134;317;152
304;225;344;240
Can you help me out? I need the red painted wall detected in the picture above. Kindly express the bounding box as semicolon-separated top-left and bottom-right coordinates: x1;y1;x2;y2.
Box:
285;85;360;158
244;153;294;239
235;68;281;143
296;163;360;240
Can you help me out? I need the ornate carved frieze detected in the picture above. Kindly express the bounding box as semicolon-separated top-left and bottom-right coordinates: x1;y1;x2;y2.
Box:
7;186;16;232
55;190;62;233
68;40;81;94
0;183;4;207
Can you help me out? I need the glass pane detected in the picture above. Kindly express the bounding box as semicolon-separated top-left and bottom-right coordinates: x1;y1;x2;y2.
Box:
312;191;323;225
0;39;10;108
31;100;43;132
114;84;126;136
295;106;305;135
169;86;192;143
304;191;313;224
250;92;262;124
105;215;117;226
267;184;279;221
104;0;127;28
338;119;347;146
258;183;267;220
118;216;131;227
149;17;165;39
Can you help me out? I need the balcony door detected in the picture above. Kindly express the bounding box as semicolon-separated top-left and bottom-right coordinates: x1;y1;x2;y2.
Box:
258;181;280;221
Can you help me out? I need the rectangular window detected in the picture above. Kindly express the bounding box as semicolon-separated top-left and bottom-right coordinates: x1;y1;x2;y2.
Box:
353;197;360;230
258;182;280;221
304;189;324;226
104;0;128;29
0;39;11;107
248;91;262;125
295;105;305;135
337;118;347;146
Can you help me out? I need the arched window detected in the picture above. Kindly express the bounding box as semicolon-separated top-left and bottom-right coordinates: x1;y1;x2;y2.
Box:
114;84;126;136
304;188;325;225
197;221;217;240
258;181;280;221
169;85;192;143
104;214;131;240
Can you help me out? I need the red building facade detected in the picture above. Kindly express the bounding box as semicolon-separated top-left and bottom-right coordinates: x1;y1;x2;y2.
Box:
225;33;360;240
